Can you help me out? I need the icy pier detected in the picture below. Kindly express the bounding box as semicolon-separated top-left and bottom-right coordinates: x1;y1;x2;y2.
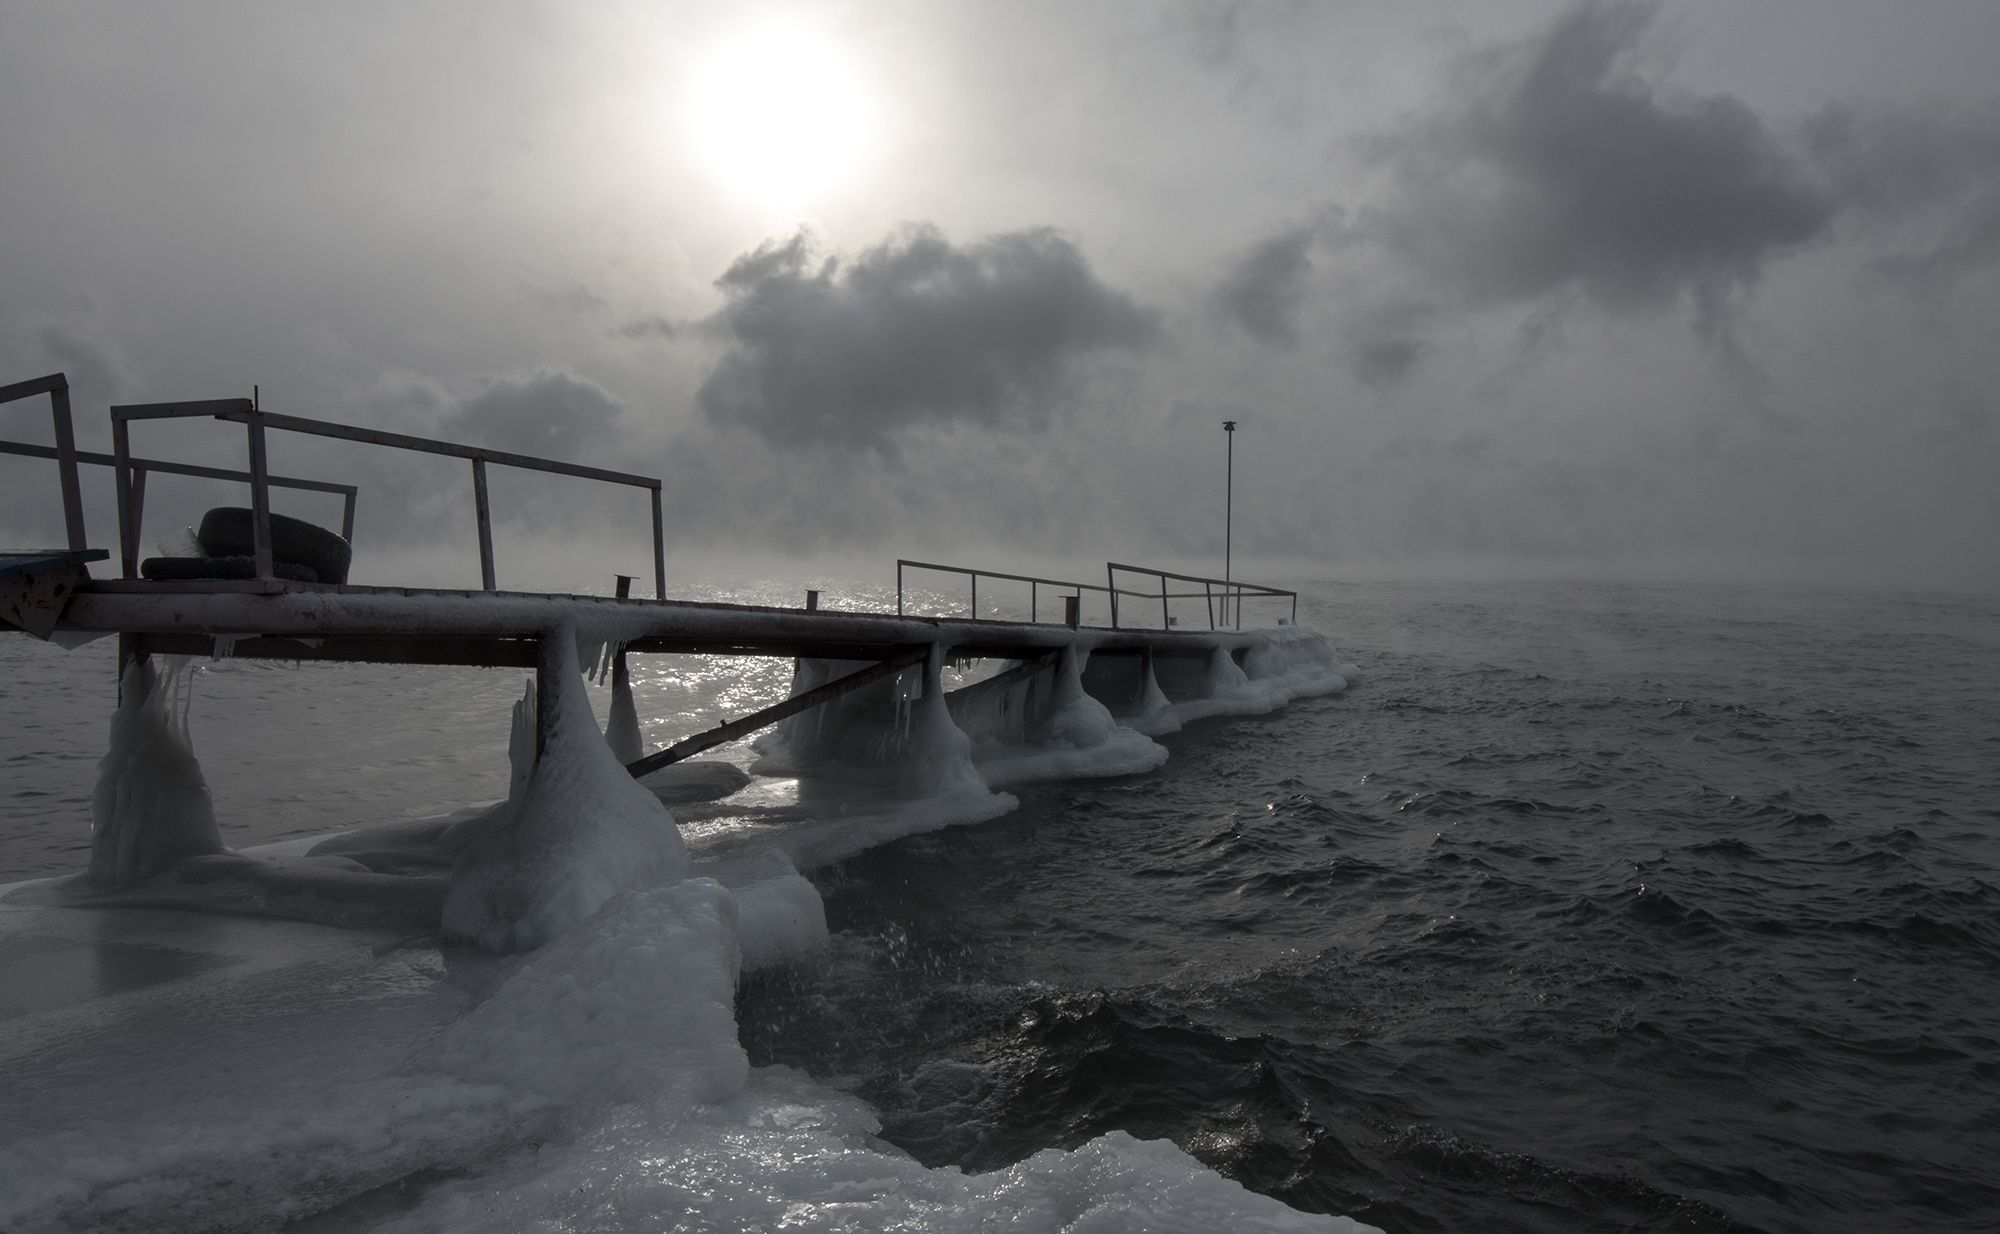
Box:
3;373;1352;949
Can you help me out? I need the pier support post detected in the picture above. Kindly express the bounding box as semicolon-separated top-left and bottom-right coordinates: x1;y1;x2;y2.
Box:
473;459;496;591
246;414;274;579
534;629;560;758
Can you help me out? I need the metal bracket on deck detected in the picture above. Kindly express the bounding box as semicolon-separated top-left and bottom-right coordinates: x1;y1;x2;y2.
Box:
0;550;108;639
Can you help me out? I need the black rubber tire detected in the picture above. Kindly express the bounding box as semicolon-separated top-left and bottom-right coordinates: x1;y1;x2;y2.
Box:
142;555;319;583
196;507;351;585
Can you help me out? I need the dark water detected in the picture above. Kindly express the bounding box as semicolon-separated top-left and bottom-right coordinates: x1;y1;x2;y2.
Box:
740;581;2000;1233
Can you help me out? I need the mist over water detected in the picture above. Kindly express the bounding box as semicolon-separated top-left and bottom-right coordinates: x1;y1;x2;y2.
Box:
737;581;2000;1233
3;579;1997;1232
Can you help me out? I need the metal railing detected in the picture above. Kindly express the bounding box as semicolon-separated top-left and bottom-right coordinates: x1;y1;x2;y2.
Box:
1105;562;1297;631
108;396;666;596
896;559;1114;626
4;374;361;557
1;373;87;552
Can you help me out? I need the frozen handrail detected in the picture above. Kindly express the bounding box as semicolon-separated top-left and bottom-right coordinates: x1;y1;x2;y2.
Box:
109;398;666;596
896;558;1114;626
1104;562;1297;631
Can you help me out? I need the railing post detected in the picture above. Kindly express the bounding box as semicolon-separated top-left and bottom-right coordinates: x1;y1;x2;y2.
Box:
1031;579;1037;623
970;572;977;620
48;380;87;552
1205;581;1215;630
1065;594;1080;628
472;458;496;591
1106;564;1118;628
1160;575;1169;630
897;561;905;616
111;415;136;579
650;486;666;599
129;466;148;558
341;490;357;546
246;413;274;579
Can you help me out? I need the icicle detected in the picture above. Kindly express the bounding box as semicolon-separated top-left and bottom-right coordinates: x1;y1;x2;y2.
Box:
88;656;226;888
605;647;644;766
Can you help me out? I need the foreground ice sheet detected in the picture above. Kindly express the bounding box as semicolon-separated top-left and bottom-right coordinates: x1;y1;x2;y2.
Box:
0;623;1371;1232
0;883;1378;1234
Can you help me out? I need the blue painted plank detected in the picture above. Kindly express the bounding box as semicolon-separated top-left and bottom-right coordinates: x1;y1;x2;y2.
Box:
0;549;109;582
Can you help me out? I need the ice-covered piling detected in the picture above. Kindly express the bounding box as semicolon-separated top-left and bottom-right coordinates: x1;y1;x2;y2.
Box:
604;646;644;767
88;656;225;888
442;624;690;952
895;646;985;798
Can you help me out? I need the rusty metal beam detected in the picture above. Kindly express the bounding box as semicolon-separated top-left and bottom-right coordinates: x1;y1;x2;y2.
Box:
625;644;929;778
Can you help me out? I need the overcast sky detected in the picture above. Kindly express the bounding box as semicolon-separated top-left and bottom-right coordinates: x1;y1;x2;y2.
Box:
4;0;1998;592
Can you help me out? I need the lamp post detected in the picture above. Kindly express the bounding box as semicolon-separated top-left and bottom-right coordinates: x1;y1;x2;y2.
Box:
1223;419;1236;630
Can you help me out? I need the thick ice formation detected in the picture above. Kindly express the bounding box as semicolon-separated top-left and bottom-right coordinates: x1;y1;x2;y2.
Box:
956;645;1171;787
88;656;225;887
603;646;645;767
432;880;747;1104
441;626;690;952
755;651;991;800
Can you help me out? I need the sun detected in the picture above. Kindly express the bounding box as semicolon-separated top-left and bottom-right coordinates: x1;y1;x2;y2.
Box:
688;20;876;210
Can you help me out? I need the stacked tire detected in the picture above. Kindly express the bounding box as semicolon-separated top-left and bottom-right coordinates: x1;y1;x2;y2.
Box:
140;507;351;585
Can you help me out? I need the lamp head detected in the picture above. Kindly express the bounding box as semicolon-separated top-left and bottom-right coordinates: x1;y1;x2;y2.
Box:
1223;420;1237;432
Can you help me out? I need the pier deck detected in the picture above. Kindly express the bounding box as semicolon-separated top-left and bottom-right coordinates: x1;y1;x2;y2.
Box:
55;578;1271;668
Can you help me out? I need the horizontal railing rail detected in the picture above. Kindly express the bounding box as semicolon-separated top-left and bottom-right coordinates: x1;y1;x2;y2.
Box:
1105;561;1297;631
108;398;666;596
0;439;359;545
896;558;1119;626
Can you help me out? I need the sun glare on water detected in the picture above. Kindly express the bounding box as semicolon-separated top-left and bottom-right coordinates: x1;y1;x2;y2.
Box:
689;20;877;210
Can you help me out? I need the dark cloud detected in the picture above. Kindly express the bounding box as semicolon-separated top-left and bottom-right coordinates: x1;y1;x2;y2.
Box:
696;225;1158;451
524;284;608;315
443;368;622;460
616;316;680;341
1363;0;1832;318
1803;102;2000;287
1344;299;1436;388
1211;225;1316;347
1351;336;1427;388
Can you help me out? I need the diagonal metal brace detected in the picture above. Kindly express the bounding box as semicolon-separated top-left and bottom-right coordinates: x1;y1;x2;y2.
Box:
625;644;931;779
